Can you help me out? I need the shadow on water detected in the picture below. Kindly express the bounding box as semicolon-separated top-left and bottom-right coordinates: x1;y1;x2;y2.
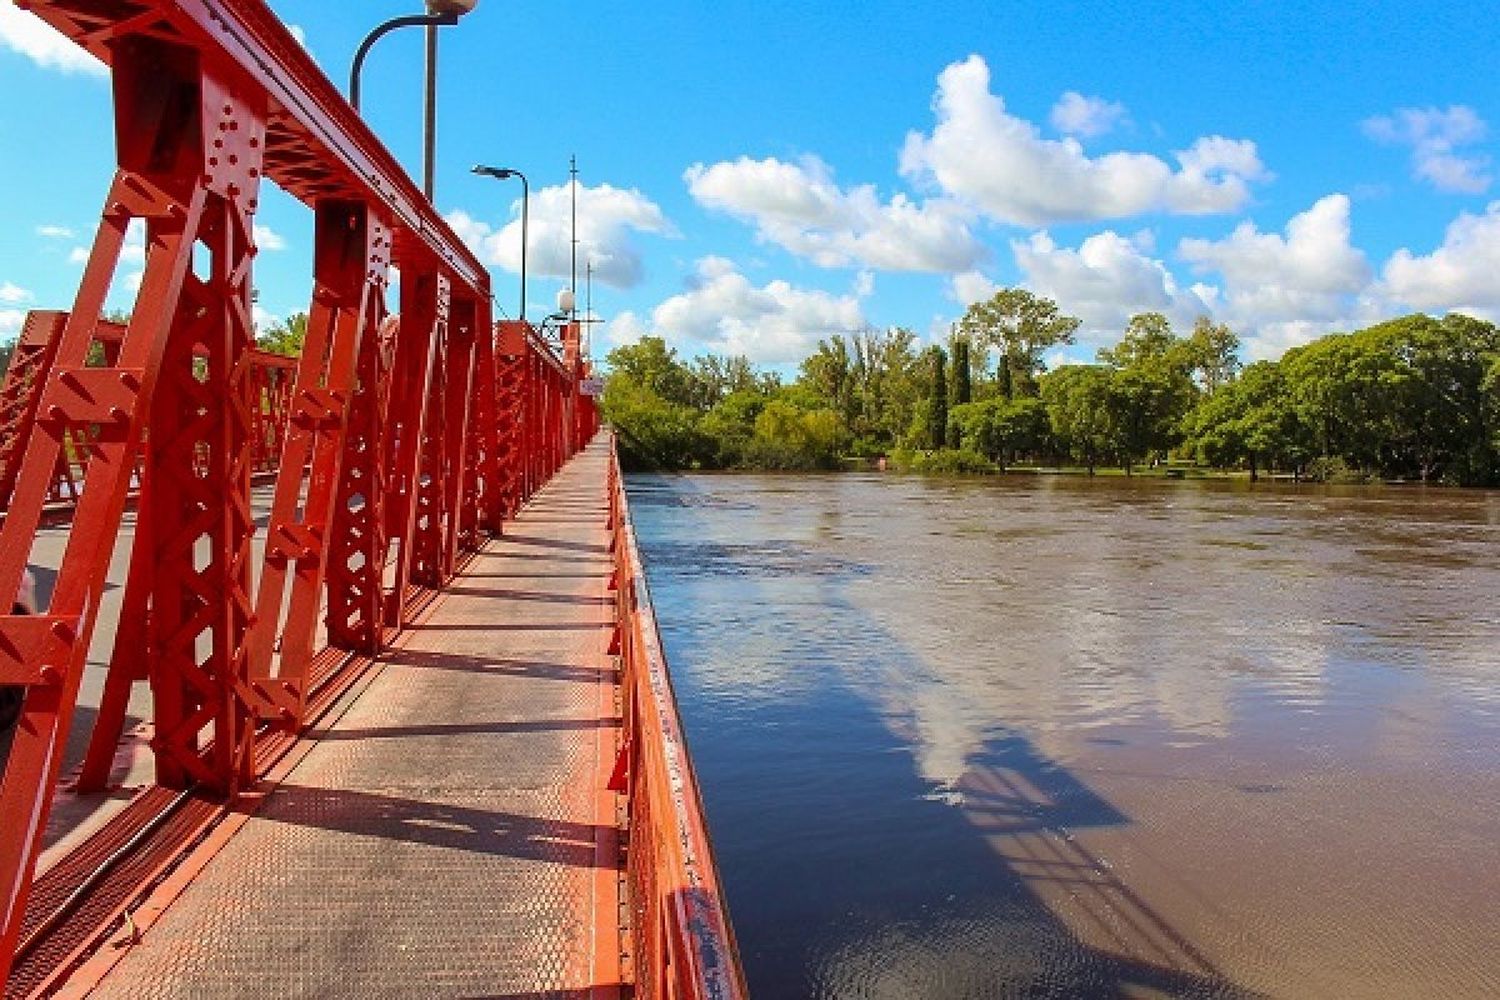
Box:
631;476;1260;999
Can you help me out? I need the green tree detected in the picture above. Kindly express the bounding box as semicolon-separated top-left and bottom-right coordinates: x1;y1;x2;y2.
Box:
1039;364;1117;474
745;398;845;470
1186;316;1242;392
927;345;948;449
699;389;769;467
801;336;859;429
257;312;308;357
956;289;1080;398
1189;361;1305;479
948;397;1047;470
950;336;973;405
1096;313;1198;472
604;336;700;407
685;353;761;410
601;374;709;470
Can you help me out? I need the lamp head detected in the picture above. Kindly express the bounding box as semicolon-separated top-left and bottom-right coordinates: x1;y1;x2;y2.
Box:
427;0;478;16
471;164;518;180
557;288;576;314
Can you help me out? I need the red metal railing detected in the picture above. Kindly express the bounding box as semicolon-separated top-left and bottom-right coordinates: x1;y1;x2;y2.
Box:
606;438;748;1000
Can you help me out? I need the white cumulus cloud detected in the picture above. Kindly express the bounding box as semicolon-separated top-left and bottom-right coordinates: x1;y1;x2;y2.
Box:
0;5;105;76
36;224;74;240
1382;201;1500;313
607;257;867;365
1363;106;1491;194
447;181;673;291
899;55;1269;226
1015;229;1213;345
685;155;985;273
949;270;999;307
253;224;286;251
0;282;34;305
1179;194;1377;357
1050;91;1128;139
0;310;25;338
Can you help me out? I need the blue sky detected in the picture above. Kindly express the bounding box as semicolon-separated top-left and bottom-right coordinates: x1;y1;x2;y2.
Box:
3;0;1499;368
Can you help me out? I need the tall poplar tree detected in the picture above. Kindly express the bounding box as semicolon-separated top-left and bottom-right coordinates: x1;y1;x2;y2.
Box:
928;346;948;449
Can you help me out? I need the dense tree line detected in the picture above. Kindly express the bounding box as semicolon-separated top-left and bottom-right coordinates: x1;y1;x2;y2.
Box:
604;290;1500;486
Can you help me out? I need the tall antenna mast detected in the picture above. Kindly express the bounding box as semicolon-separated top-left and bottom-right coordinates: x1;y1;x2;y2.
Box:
585;259;593;360
569;154;578;321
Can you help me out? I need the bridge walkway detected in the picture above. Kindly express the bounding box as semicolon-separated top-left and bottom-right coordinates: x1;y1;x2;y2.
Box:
88;440;622;997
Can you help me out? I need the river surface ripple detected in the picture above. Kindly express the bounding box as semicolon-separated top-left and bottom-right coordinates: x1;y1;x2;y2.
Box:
628;472;1500;1000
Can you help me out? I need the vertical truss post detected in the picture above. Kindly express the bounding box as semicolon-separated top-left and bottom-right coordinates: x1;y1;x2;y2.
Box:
386;271;445;622
246;202;390;728
440;295;478;576
462;315;498;543
535;363;546;486
145;192;263;792
409;285;452;590
493;344;523;520
326;308;397;655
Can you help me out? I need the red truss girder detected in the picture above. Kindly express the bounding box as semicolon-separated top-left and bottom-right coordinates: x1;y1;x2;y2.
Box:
22;0;486;290
0;1;600;985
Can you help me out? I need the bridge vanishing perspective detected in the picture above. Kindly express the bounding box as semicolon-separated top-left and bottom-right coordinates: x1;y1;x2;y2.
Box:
0;1;744;997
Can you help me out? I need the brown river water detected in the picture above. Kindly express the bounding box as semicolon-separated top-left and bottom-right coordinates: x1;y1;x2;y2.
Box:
627;472;1500;999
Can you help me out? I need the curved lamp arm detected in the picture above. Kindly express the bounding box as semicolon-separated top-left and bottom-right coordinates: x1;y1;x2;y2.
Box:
349;12;458;111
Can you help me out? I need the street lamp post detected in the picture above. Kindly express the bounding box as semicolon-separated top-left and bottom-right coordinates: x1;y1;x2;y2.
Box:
471;165;529;323
349;0;478;200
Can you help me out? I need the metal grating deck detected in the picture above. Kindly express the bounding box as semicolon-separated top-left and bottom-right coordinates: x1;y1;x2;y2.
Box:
90;442;621;998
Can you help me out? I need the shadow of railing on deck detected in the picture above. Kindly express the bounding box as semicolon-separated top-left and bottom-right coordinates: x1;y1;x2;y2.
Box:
379;648;614;683
499;534;611;555
254;784;613;868
441;585;614;606
311;717;617;741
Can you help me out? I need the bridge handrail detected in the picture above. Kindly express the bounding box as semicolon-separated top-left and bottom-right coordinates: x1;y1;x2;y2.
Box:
607;435;748;1000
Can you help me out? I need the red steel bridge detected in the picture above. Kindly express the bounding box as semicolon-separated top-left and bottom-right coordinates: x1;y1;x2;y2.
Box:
0;1;745;996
